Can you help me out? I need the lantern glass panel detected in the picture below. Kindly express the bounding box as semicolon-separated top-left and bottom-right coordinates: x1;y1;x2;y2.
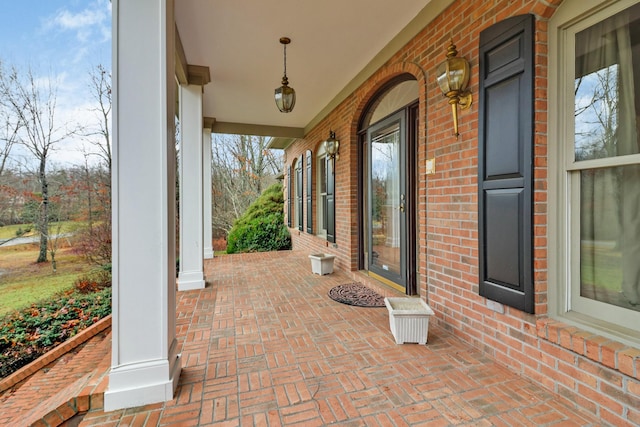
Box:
436;57;470;94
275;86;296;112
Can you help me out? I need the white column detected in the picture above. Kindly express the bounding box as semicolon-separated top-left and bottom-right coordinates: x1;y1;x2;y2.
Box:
106;0;180;411
177;84;205;290
203;125;214;259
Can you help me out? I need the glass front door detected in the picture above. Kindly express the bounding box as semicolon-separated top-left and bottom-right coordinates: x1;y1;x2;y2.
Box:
367;111;406;288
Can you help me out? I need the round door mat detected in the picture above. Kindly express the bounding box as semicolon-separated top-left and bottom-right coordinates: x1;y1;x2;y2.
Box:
328;282;385;307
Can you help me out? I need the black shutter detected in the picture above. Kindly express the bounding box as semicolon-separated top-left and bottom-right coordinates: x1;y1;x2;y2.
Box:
297;154;303;231
478;14;534;313
306;150;313;233
287;165;292;227
326;156;335;243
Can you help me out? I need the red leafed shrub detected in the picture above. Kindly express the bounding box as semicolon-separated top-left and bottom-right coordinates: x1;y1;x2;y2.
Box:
0;287;112;379
73;270;112;294
74;222;112;266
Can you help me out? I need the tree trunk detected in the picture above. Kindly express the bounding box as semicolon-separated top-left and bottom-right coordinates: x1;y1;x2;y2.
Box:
37;158;48;263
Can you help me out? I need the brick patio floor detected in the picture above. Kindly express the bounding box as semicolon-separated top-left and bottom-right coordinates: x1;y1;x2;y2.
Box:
2;251;605;426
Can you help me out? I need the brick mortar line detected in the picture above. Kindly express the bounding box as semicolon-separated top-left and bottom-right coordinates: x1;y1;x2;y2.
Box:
0;314;112;393
536;318;640;381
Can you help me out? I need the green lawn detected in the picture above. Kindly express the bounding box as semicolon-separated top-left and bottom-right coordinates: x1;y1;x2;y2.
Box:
0;221;86;240
0;272;79;316
580;242;622;291
0;244;93;316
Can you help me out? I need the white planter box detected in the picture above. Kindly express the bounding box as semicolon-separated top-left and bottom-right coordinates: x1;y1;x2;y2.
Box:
384;297;434;345
308;253;336;275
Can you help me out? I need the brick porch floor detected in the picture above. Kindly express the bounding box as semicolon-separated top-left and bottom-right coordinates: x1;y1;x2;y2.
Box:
2;251;604;426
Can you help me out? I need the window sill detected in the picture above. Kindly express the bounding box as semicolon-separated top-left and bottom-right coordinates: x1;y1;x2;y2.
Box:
537;318;640;381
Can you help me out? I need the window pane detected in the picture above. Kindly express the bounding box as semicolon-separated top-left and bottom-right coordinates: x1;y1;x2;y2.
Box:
574;5;640;161
367;80;418;126
580;164;640;311
322;195;327;230
320;158;326;193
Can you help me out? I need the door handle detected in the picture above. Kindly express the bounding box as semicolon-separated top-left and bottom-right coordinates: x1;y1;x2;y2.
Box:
399;202;405;213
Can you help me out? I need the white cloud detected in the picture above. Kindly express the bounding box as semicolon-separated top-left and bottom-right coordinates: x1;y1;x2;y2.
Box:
55;8;106;31
51;0;111;33
43;0;112;63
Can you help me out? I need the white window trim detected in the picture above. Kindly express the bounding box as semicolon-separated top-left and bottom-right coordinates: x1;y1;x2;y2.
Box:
548;0;640;347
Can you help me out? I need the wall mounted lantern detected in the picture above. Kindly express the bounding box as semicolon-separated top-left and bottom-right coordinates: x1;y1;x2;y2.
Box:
274;37;296;113
324;130;340;170
436;40;472;138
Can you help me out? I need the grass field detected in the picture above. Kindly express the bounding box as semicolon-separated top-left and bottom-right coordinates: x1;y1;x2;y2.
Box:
0;221;86;240
0;241;94;316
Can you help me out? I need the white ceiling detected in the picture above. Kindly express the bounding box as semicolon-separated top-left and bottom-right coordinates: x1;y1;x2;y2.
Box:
174;0;436;137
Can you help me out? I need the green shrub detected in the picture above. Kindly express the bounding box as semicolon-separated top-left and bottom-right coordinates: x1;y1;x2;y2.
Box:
0;287;112;379
227;183;291;254
227;213;291;253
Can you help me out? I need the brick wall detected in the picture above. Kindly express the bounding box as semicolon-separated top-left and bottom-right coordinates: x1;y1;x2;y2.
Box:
284;0;640;424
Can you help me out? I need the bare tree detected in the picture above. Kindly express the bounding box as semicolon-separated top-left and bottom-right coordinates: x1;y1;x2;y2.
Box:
0;62;18;177
84;64;112;172
0;65;76;262
0;108;19;178
68;65;113;266
574;67;618;160
211;134;282;236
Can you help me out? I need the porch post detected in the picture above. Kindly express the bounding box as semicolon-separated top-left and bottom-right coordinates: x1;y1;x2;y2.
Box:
106;0;180;411
203;120;214;259
177;83;205;290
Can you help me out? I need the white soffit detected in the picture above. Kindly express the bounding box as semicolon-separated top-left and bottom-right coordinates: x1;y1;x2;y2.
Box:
175;0;445;136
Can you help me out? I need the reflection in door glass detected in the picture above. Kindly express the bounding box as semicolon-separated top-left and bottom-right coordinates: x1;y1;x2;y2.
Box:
371;124;401;276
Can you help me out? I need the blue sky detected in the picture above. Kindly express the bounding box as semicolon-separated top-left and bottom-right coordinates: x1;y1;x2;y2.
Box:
0;0;110;72
0;0;112;167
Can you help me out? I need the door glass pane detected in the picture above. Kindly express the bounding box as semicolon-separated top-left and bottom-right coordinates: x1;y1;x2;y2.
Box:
370;123;401;276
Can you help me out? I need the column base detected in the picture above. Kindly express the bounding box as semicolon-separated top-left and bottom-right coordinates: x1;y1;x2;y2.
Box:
204;247;214;259
177;271;205;291
104;349;181;411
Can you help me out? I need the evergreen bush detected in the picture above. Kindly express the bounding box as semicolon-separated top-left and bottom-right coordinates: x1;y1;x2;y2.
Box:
226;183;291;254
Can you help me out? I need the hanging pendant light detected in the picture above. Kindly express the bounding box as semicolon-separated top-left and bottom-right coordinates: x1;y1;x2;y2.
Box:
275;37;296;113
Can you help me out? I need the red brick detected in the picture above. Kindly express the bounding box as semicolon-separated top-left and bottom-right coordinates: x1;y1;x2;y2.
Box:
599;341;626;369
629;379;640;398
577;383;623;414
618;348;640;378
56;400;78;421
42;410;64;426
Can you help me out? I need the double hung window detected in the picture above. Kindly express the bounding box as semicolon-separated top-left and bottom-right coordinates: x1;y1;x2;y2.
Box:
551;0;640;340
316;145;328;238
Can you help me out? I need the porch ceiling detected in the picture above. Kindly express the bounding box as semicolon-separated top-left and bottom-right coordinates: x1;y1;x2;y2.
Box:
174;0;439;139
